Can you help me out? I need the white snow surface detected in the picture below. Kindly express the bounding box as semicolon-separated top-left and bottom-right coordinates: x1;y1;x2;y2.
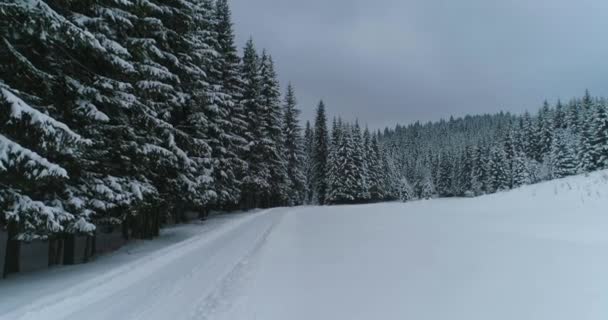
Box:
2;171;608;320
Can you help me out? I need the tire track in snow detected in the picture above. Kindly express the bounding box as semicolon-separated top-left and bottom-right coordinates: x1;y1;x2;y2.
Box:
190;208;290;320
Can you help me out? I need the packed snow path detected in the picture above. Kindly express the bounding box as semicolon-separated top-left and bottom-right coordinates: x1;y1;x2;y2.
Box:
3;171;608;320
0;210;283;320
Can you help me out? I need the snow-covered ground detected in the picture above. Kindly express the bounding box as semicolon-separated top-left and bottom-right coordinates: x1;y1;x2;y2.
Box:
2;171;608;320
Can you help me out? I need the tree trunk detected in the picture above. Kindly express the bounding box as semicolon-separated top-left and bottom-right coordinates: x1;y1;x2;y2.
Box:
91;233;97;256
83;235;91;263
49;237;64;267
63;234;75;265
122;217;130;240
154;209;160;237
3;221;20;278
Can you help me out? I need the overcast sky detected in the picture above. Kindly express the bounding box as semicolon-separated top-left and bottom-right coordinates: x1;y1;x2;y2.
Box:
230;0;608;129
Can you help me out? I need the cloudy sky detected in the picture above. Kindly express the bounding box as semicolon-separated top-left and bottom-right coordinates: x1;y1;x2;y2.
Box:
230;0;608;129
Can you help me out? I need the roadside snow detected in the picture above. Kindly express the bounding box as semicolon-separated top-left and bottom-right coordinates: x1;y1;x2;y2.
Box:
220;170;608;320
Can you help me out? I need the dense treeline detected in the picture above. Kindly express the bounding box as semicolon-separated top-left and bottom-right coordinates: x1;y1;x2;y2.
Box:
0;0;311;276
304;103;401;205
304;91;608;206
381;91;608;201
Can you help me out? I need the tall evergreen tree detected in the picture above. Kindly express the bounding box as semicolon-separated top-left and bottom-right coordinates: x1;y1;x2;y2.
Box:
213;0;248;209
239;38;267;208
259;52;289;206
551;130;578;178
350;122;370;201
326;120;349;204
303;121;315;204
281;83;306;205
312;101;329;205
487;147;510;192
587;102;608;170
367;133;386;200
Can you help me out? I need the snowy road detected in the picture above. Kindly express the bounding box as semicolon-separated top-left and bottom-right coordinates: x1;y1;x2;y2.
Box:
0;209;284;320
2;171;608;320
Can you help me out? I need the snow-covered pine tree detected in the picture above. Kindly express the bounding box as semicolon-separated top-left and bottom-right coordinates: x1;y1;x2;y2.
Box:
512;151;532;187
399;178;415;202
367;133;386;201
350;122;370;201
551;129;578;179
554;100;566;130
587;101;608;170
239;38;268;208
0;0;142;266
303;121;315;204
457;147;474;196
282;84;306;205
211;0;249;209
380;146;400;200
487;147;510;193
259;52;289;207
521;112;538;161
361;127;375;200
53;0;163;237
0;84;94;276
437;153;453;197
420;174;436;200
312;101;329;205
326;119;348;204
470;146;487;195
578;110;596;173
537;101;554;159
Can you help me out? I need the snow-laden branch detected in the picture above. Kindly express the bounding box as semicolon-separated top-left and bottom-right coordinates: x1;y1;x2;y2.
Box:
0;134;68;179
1;85;92;145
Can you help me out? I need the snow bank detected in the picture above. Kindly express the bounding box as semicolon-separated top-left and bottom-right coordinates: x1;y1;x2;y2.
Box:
220;171;608;320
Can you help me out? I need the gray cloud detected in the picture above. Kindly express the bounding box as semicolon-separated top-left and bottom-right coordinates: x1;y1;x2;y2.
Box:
230;0;608;129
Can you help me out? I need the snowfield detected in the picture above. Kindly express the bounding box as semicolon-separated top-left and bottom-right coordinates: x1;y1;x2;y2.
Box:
2;171;608;320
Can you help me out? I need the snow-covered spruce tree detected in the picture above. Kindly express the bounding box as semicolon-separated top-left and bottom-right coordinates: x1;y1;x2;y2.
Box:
50;0;164;239
367;132;386;201
132;0;219;226
210;0;249;210
459;146;474;196
470;146;487;195
185;0;235;216
551;129;578;179
554;100;566;130
437;153;453;197
282;84;307;205
399;178;415;202
487;147;510;193
259;52;289;207
512;151;532;187
0;0;138;267
312;101;329;205
239;38;268;209
325;119;349;204
420;174;436;200
350;122;370;201
380;146;401;200
501;125;519;189
0;85;94;276
537;101;554;159
521;111;538;161
578;110;596;173
303;121;315;204
587;102;608;170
